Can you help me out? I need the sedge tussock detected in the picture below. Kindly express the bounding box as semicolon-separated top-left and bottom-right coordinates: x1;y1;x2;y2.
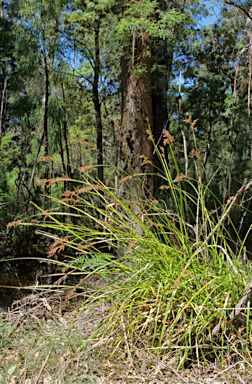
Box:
75;185;107;193
62;190;75;197
61;197;81;204
41;207;60;220
77;138;97;150
114;121;120;132
149;199;159;205
38;155;54;162
49;236;70;257
61;185;107;198
163;129;174;146
78;241;99;250
139;155;153;166
23;124;252;369
115;121;123;142
184;115;199;132
6;219;22;228
227;196;235;204
30;219;39;226
126;238;140;254
159;184;170;190
172;173;189;183
39;175;70;186
160;146;166;159
159;173;188;189
79;165;94;172
120;173;139;184
190;148;202;163
147;220;165;228
146;129;152;140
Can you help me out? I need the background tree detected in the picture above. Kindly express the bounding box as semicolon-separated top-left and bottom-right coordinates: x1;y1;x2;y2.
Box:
0;0;252;256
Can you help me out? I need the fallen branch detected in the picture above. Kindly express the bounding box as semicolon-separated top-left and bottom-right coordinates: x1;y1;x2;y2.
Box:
202;178;252;341
205;178;252;245
35;346;53;384
210;277;252;340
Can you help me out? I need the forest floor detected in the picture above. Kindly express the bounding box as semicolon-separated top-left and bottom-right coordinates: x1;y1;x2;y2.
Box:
1;278;252;384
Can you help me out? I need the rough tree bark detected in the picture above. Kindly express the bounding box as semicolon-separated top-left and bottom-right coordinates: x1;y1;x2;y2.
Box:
120;29;154;198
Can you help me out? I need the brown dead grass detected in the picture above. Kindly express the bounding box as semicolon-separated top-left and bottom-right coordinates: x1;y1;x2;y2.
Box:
0;275;252;384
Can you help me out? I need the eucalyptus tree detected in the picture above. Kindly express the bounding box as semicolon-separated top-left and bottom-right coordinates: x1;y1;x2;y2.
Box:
118;0;202;199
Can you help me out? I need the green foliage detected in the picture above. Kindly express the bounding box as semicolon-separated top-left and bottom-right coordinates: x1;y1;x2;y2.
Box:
0;133;17;167
117;2;186;39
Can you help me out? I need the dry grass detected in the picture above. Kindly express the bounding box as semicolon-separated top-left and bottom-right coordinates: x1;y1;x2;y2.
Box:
1;287;252;384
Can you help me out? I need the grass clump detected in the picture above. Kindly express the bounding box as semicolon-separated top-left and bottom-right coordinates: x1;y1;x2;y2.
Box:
8;121;252;371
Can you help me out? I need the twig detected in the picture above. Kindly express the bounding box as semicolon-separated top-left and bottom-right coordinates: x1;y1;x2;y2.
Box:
203;178;252;246
35;346;53;384
209;361;247;383
5;313;26;339
159;362;188;383
211;244;238;275
225;1;252;20
203;156;225;199
121;314;134;368
210;277;252;340
29;312;44;330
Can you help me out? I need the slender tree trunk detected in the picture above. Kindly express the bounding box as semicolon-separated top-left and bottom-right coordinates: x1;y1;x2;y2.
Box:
246;6;252;115
120;29;154;197
0;75;8;148
61;84;71;179
41;14;50;205
58;122;66;176
63;120;71;177
28;131;45;192
42;31;49;160
93;18;104;183
102;100;119;189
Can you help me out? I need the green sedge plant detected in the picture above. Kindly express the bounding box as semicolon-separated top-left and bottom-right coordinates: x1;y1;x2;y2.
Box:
8;118;252;368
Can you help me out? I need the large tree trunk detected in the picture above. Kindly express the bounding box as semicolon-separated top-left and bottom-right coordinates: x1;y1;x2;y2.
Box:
120;30;154;198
